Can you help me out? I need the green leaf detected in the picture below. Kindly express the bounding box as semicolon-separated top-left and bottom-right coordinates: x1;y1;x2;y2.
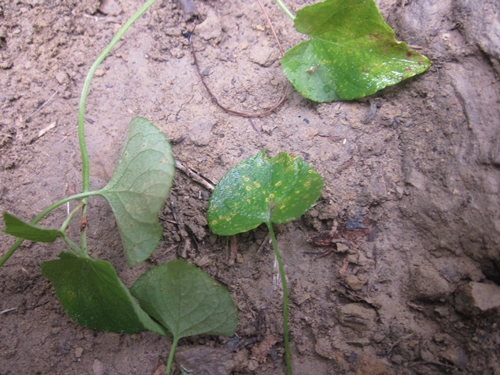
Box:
281;0;431;102
41;252;166;335
99;117;175;267
2;212;64;242
207;151;324;236
130;260;238;338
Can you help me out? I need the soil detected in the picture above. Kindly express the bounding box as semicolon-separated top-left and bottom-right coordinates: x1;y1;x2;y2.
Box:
1;0;500;374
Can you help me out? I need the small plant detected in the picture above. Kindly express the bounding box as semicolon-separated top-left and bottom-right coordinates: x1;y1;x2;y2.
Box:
207;151;324;375
1;1;237;374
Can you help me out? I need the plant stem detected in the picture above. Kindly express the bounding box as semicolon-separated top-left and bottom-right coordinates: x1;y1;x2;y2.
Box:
62;234;87;257
60;201;86;233
0;191;101;267
266;222;292;375
77;0;159;252
165;335;180;375
78;0;159;192
274;0;295;21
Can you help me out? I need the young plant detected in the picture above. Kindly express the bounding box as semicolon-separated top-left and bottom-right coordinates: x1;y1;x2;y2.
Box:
275;0;431;102
1;1;237;374
207;151;324;375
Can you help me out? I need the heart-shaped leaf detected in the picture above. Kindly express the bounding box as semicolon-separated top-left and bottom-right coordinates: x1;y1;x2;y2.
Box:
207;151;324;236
2;212;64;242
41;252;166;335
281;0;431;102
130;260;238;338
99;117;175;267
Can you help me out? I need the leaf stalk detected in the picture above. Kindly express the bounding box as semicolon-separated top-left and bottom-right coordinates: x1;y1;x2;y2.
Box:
0;190;100;267
274;0;296;20
267;222;292;375
165;335;180;375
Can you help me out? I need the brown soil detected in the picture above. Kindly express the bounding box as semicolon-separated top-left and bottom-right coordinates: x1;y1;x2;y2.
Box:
1;0;500;374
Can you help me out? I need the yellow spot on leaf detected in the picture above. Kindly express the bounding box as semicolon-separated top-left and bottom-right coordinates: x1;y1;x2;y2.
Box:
211;220;218;225
253;181;261;188
275;181;282;187
246;186;252;191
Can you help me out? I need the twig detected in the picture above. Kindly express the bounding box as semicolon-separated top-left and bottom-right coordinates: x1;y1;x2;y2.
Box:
336;157;354;174
256;0;284;56
0;307;17;315
386;333;415;355
256;235;271;255
188;0;290;118
25;87;63;121
30;121;57;144
229;236;237;265
409;360;456;370
175;160;216;191
189;34;289;118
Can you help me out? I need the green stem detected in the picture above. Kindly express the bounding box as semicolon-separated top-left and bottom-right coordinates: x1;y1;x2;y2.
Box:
60;201;88;257
60;201;86;233
266;222;292;375
0;190;101;267
275;0;295;21
165;335;180;375
2;0;160;268
62;234;87;257
77;0;159;252
78;0;159;193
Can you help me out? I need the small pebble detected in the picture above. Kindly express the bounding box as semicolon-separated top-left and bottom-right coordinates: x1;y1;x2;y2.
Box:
75;347;84;358
95;69;106;77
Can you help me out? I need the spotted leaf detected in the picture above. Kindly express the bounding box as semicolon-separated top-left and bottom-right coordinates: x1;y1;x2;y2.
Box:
281;0;431;102
207;151;324;236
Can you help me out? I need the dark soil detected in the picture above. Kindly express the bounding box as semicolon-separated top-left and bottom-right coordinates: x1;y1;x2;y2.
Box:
1;0;499;374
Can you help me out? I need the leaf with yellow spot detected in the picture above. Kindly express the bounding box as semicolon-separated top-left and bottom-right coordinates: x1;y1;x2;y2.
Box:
207;151;324;236
281;0;431;102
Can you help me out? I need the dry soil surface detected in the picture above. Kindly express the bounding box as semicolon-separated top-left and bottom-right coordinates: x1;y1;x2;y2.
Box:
1;0;500;374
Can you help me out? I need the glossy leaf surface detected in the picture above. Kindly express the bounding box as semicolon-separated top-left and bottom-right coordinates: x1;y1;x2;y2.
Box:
207;151;324;236
99;117;175;267
131;260;237;338
41;252;166;335
2;212;64;242
281;0;431;102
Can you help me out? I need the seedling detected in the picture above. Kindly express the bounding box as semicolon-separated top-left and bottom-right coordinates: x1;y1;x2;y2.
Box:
207;151;324;375
1;1;237;374
277;0;431;102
